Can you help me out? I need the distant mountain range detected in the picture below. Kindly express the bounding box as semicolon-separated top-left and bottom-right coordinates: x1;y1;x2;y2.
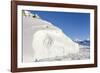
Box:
76;40;90;46
74;40;90;49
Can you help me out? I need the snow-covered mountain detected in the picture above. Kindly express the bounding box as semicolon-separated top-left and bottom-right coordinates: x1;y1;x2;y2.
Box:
22;10;80;62
75;40;90;49
22;10;90;62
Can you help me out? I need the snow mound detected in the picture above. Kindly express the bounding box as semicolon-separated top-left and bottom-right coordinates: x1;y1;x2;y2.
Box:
22;10;82;62
32;29;79;61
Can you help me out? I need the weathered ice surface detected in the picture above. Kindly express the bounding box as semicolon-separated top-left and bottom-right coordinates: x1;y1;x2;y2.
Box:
32;29;79;61
33;48;90;62
22;11;89;62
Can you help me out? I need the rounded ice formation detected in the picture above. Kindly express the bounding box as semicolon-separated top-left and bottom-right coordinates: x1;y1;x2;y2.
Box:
23;10;79;61
32;29;79;61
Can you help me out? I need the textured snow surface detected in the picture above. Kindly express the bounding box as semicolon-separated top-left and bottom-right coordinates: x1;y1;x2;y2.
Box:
32;29;79;61
32;48;90;62
22;11;89;62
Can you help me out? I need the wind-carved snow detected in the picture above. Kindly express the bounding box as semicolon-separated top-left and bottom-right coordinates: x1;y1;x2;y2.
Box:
43;34;53;49
22;10;90;62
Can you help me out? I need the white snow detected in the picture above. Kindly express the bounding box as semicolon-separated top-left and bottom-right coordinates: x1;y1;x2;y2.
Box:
32;29;79;61
22;10;89;62
34;48;90;62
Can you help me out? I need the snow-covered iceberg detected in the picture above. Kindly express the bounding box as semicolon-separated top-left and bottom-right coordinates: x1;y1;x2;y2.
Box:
22;10;79;62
